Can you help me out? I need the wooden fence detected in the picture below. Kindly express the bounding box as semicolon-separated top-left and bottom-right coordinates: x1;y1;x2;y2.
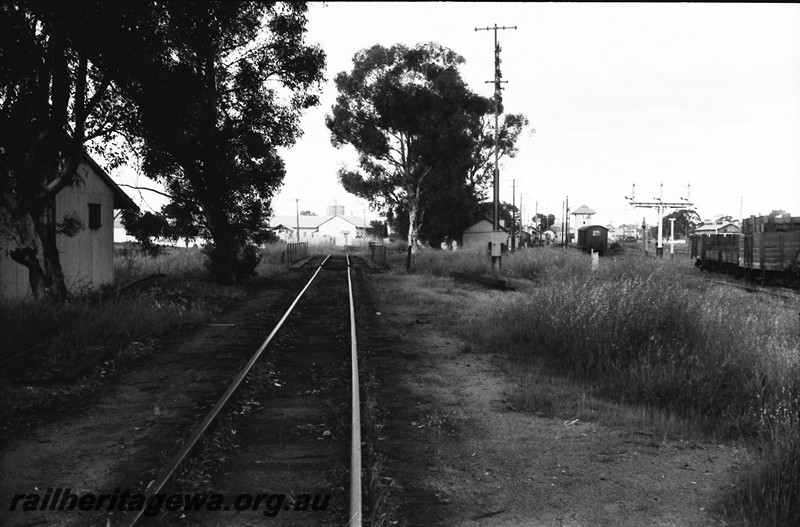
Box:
368;242;386;267
287;242;308;264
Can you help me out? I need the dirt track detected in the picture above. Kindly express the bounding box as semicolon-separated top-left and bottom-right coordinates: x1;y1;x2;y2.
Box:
365;272;743;526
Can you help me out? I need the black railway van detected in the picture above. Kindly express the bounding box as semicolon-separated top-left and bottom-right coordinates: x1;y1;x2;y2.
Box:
577;225;609;255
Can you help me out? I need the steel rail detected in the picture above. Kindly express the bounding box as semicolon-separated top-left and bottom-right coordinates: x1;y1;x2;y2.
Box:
346;254;363;527
121;255;332;527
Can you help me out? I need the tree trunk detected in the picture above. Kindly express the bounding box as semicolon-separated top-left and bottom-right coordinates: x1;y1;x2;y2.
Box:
204;205;239;284
35;203;68;300
7;211;57;301
406;202;420;272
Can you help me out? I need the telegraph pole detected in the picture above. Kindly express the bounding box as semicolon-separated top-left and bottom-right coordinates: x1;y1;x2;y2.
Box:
519;192;524;249
476;23;517;271
565;195;570;247
295;198;300;243
511;179;516;251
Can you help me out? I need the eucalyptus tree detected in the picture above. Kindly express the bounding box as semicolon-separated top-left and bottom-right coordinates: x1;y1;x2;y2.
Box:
326;43;492;263
118;1;325;283
466;113;530;200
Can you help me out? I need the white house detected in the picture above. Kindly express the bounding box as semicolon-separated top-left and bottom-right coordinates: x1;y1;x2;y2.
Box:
1;152;137;303
269;214;367;245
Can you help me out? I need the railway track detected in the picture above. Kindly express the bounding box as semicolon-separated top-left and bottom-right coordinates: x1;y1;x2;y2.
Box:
692;273;800;303
114;254;367;526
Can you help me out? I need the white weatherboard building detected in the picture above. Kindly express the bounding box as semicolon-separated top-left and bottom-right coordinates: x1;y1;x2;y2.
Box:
461;217;508;250
1;153;137;303
270;214;367;245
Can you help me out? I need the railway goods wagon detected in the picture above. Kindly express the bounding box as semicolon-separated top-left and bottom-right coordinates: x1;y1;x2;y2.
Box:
691;232;740;272
577;225;608;255
742;214;800;274
692;214;800;283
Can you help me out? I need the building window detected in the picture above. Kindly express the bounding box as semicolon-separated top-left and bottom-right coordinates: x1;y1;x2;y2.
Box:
88;203;101;229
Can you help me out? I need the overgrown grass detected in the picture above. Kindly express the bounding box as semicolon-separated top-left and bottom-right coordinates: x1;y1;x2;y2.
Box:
0;245;263;424
113;244;209;284
400;245;800;526
113;243;291;285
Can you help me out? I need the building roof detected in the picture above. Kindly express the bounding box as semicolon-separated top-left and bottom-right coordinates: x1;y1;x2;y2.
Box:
572;205;596;215
464;216;508;232
81;150;138;210
269;214;367;230
270;215;326;229
695;223;740;233
318;215;367;229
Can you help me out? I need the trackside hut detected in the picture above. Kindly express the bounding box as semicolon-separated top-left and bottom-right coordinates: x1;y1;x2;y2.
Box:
0;153;138;303
462;217;508;250
694;223;740;235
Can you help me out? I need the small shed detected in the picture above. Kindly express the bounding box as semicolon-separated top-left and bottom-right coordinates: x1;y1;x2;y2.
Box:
577;225;609;255
1;152;137;303
694;223;740;235
462;217;507;250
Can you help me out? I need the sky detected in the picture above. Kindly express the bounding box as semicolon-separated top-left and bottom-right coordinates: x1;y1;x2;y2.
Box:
121;2;800;230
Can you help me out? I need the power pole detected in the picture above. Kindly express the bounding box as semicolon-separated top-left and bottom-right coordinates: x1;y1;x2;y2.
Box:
476;23;517;272
295;198;300;243
511;179;516;251
519;192;524;249
565;195;570;247
669;217;676;259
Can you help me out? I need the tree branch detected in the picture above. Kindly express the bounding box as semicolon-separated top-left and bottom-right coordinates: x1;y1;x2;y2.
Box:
117;183;179;202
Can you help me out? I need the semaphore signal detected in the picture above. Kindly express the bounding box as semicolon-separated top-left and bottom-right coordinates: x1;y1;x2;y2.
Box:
627;182;693;257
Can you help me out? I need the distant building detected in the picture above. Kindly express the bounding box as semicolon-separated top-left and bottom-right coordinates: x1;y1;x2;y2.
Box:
543;228;559;243
617;224;639;240
1;152;137;303
269;214;367;245
694;223;740;235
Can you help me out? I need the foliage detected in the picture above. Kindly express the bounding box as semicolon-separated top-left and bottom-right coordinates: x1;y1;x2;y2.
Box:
466;113;530;200
0;1;141;300
326;42;494;252
768;209;791;218
533;213;556;231
116;1;324;283
649;209;699;239
367;219;388;238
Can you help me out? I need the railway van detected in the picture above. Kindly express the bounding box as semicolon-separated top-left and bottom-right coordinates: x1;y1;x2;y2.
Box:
576;225;609;256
